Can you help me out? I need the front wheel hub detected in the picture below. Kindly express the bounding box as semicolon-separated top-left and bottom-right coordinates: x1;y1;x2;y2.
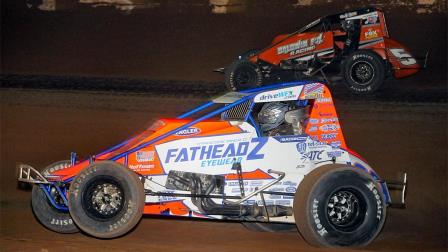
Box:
326;189;365;231
91;183;123;216
350;61;374;85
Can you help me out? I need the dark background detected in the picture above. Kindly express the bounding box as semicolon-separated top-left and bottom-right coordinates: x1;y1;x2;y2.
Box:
2;0;446;85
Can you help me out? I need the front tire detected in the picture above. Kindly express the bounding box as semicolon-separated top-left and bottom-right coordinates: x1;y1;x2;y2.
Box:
31;160;79;234
225;59;263;91
343;50;386;94
68;161;144;238
294;165;386;248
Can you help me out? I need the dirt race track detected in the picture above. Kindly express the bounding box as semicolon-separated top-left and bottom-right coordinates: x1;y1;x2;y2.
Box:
0;87;446;252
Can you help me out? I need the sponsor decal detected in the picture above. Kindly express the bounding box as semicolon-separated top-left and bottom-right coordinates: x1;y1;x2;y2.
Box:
319;124;340;132
164;138;267;168
282;181;298;187
254;87;302;103
320;117;338;124
285;187;296;193
309;118;319;124
243;200;256;205
51;218;73;226
365;28;379;39
321;133;338;140
158;191;177;202
250;180;263;186
364;13;379;24
227;181;249;187
302;83;324;99
175;127;201;136
274;136;307;143
302;150;324;161
327;151;343;158
330;141;341;148
316;97;332;103
269;194;282;199
308;126;318;132
318;112;333;117
257;200;274;206
296;142;307;154
307;140;327;149
312;199;328;236
129;164;154;170
136;151;154;162
366;182;383;220
275;200;292;206
277;33;324;56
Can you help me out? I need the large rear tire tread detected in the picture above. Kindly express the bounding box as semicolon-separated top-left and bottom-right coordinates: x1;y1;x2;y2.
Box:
294;164;386;248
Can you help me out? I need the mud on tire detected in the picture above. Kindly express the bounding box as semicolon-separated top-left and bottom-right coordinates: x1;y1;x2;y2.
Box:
225;59;263;91
343;50;386;94
31;160;79;234
294;165;386;248
68;161;144;239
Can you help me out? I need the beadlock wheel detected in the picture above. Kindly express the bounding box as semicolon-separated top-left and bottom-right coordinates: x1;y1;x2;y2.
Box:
294;165;386;248
343;50;386;94
68;161;144;239
350;61;375;86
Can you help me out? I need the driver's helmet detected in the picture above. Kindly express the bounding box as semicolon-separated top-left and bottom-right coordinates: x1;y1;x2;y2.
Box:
258;102;289;132
341;19;354;31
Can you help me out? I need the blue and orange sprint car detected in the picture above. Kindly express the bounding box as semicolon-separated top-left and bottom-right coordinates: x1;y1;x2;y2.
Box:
18;81;406;247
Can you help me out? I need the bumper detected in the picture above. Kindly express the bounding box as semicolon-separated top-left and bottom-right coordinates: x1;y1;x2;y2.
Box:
17;164;60;184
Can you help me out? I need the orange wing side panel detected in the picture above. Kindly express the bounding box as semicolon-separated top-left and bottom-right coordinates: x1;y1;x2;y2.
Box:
303;84;347;149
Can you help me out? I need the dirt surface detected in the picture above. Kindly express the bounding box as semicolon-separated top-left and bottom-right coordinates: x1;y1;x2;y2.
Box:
0;88;446;252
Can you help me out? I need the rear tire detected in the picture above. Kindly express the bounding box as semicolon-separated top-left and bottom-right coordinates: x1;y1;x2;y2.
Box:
343;50;386;94
68;161;144;238
294;165;386;247
31;160;79;234
225;59;263;91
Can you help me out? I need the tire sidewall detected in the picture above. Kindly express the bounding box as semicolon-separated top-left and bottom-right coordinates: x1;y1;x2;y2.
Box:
343;50;385;94
31;160;79;234
68;161;144;238
225;59;263;91
296;167;386;247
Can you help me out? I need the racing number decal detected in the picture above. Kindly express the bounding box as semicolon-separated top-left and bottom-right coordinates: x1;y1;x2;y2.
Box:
389;48;417;66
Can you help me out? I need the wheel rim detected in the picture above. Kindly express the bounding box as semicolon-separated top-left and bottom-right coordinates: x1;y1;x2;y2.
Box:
234;66;258;87
82;177;125;220
349;61;374;86
326;189;366;231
